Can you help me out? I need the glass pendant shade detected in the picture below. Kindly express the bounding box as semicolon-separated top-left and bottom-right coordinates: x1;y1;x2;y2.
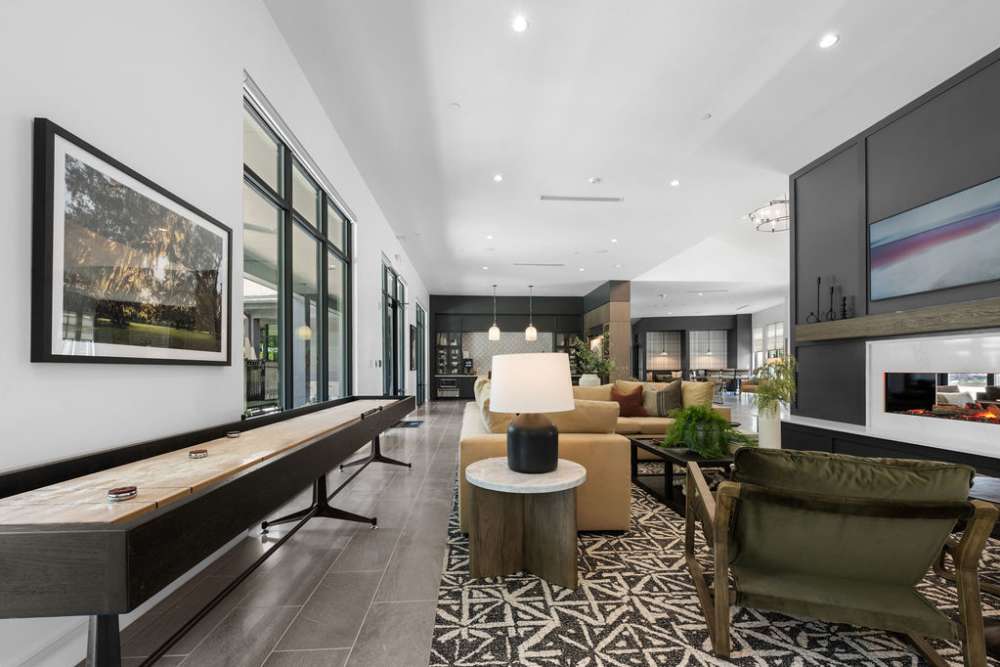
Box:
524;324;538;341
488;324;501;341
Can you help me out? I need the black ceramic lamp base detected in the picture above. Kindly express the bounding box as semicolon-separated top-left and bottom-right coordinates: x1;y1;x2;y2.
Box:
507;413;558;473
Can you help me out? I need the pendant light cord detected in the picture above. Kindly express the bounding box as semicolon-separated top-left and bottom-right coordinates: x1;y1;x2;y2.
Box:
492;284;498;325
528;285;534;325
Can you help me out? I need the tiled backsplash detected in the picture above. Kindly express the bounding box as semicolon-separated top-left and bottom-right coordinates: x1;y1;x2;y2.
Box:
462;331;554;376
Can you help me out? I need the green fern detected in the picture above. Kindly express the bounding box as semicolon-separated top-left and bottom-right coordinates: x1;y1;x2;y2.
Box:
662;405;757;458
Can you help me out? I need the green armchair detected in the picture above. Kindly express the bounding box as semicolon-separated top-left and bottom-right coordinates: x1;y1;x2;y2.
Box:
685;447;997;666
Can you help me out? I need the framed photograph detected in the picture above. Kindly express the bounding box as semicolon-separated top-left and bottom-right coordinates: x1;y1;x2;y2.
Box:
409;324;417;371
869;174;1000;301
31;118;231;364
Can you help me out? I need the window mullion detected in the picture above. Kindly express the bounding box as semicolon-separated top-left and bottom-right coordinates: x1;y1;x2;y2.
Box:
281;148;294;411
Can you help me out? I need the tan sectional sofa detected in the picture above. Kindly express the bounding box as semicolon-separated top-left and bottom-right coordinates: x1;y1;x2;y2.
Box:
573;380;731;460
459;378;631;532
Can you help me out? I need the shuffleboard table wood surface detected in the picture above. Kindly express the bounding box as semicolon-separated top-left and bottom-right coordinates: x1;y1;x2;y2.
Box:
0;398;395;525
0;395;415;667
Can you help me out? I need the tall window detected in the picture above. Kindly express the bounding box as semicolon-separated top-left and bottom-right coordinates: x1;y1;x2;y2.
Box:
382;263;405;395
646;331;682;371
752;327;764;371
689;330;727;370
765;322;785;359
243;101;351;416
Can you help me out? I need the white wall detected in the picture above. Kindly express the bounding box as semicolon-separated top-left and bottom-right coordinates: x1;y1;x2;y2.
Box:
0;1;427;664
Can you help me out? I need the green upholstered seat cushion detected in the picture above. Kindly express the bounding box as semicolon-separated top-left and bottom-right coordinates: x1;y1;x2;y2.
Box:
726;448;973;639
732;569;957;640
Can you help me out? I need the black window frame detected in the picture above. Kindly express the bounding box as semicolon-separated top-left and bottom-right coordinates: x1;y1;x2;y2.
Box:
243;99;352;416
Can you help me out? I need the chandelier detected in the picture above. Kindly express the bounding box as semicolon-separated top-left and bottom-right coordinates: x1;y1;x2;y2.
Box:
747;199;790;233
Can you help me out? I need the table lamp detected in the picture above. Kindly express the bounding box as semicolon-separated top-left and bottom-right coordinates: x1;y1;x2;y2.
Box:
490;352;575;473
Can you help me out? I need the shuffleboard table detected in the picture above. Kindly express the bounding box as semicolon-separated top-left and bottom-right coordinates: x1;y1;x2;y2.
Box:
0;394;415;666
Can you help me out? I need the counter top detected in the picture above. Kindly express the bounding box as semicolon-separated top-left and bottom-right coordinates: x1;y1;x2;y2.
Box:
435;374;478;379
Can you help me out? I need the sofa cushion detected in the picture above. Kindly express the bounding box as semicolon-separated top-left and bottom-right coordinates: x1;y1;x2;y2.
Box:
573;383;613;401
681;380;714;407
548;399;619;434
475;382;513;434
473;376;490;402
646;380;682;416
614;379;647;396
612;383;646;417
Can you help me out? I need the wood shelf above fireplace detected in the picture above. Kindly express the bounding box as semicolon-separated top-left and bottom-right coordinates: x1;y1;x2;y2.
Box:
795;296;1000;343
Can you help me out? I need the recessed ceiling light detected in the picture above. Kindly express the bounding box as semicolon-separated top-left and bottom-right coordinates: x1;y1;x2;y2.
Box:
578;267;585;272
511;14;529;33
589;176;602;184
818;32;839;49
701;112;713;121
493;173;503;183
669;179;680;187
698;292;704;296
667;312;673;315
614;263;622;268
610;238;618;244
481;266;489;270
448;102;462;111
486;234;494;240
658;293;666;299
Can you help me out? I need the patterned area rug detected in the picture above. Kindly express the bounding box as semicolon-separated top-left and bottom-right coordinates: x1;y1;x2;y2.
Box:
430;483;1000;666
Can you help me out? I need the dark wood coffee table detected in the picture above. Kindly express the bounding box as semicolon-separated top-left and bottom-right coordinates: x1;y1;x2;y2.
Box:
628;436;733;515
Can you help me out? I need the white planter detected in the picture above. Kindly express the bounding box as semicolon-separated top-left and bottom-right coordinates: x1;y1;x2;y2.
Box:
579;374;601;387
757;409;781;449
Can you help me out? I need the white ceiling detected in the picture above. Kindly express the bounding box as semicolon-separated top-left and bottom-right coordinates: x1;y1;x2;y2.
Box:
264;0;1000;312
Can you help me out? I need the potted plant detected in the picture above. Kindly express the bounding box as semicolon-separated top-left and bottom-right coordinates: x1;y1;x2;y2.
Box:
573;338;614;386
662;405;756;458
752;355;797;448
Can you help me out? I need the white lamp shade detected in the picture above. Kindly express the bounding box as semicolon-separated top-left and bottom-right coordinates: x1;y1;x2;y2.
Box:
524;324;538;341
488;324;501;341
490;353;574;414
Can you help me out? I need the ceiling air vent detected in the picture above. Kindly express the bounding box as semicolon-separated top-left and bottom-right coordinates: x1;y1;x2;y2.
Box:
540;195;624;203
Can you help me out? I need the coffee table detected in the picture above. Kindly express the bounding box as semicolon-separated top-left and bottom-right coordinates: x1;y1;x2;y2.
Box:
465;457;586;590
628;436;733;515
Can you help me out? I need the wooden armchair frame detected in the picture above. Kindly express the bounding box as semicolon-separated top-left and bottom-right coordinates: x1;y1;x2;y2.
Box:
684;462;997;667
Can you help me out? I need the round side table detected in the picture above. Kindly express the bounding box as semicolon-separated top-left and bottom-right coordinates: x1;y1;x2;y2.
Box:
465;457;587;590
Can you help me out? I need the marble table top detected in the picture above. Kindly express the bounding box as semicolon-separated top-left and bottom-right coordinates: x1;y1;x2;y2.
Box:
465;458;587;494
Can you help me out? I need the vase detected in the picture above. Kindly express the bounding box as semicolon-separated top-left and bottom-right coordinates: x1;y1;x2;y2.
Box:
579;374;601;387
757;408;781;449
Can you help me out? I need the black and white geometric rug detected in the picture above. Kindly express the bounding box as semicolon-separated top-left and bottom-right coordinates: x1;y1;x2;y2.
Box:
430;483;1000;666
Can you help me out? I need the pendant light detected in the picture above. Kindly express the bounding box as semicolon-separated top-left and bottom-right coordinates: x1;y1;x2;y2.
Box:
488;284;501;341
524;284;538;341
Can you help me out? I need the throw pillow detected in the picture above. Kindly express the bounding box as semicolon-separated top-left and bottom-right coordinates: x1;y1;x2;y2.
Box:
652;380;682;416
611;383;646;417
681;380;715;408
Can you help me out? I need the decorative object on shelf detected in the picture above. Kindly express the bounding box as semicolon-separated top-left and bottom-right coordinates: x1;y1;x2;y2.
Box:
524;285;537;341
662;405;756;458
869;172;1000;301
31;118;231;365
747;198;790;233
490;353;574;473
751;355;797;448
806;276;821;323
573;336;614;386
488;284;501;341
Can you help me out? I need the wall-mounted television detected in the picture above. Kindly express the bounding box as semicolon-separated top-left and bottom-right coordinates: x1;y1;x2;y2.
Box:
869;174;1000;301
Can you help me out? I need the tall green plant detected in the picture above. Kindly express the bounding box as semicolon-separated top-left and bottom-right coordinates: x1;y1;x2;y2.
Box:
753;355;797;417
662;405;756;458
573;338;614;377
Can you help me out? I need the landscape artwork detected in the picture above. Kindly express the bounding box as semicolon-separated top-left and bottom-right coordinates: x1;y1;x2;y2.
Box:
870;175;1000;301
33;119;230;364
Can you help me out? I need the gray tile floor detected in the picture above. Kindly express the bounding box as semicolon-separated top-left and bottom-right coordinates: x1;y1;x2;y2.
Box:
116;400;464;667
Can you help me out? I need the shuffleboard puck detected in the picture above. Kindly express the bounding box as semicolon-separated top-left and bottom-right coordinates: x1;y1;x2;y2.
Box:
189;449;208;459
225;431;241;438
107;486;138;502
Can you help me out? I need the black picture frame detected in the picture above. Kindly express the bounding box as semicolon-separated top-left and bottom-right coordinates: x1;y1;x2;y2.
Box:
31;118;232;365
409;324;417;371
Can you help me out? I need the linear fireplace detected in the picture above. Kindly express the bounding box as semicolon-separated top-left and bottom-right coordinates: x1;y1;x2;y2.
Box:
884;372;1000;425
867;331;1000;458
